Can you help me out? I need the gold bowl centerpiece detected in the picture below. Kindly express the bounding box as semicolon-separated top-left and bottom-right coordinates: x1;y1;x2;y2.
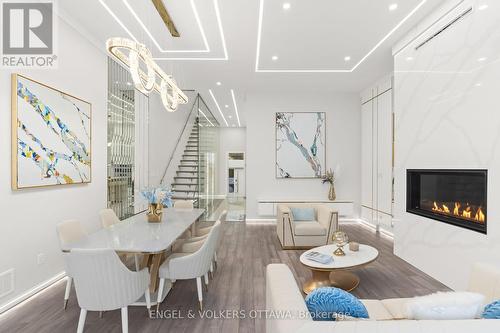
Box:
332;231;349;256
140;186;173;223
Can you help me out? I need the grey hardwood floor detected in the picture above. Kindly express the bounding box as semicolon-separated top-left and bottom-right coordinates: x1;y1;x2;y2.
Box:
0;222;450;333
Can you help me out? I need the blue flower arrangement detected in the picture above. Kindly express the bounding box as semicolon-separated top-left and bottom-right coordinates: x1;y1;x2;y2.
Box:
140;186;173;208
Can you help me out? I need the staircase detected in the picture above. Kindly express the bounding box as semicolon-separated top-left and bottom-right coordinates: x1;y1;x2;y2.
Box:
171;123;204;201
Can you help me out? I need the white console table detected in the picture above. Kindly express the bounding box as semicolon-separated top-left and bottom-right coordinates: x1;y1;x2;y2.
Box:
258;199;354;218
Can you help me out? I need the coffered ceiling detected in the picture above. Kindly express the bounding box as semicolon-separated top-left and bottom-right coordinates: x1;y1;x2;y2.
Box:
59;0;446;127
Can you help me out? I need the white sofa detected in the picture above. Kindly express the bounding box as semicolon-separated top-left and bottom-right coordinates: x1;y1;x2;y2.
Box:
276;204;338;249
266;263;500;333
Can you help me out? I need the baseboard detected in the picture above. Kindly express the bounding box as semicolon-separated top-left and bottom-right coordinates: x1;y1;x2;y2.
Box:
0;271;66;315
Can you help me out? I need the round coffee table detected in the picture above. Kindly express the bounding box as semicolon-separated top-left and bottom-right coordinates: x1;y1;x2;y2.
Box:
299;244;379;294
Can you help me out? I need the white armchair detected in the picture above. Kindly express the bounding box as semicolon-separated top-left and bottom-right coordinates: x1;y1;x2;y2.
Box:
277;204;338;249
56;219;87;310
157;220;222;311
66;248;150;333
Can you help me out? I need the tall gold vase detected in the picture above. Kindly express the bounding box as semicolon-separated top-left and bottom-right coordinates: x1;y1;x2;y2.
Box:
328;184;336;201
147;203;163;223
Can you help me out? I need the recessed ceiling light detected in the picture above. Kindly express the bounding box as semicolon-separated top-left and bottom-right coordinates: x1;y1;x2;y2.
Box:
406;56;414;61
478;4;488;10
225;104;229;108
475;82;482;87
478;57;487;62
282;3;291;10
344;56;351;62
389;3;398;11
126;82;132;86
216;81;222;86
272;55;279;61
228;115;233;119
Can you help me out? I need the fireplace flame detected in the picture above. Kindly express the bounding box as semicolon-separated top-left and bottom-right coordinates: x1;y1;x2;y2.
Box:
432;201;485;223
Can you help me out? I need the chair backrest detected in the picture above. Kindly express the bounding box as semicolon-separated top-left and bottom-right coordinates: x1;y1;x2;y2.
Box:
99;208;120;228
174;200;194;209
170;220;222;279
467;262;500;304
56;219;87;246
66;248;149;311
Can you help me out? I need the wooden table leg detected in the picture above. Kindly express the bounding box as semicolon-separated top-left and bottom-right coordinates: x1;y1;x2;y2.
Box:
140;254;151;270
149;253;164;292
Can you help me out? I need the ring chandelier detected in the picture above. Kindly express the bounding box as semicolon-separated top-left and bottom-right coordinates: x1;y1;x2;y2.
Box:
106;37;188;112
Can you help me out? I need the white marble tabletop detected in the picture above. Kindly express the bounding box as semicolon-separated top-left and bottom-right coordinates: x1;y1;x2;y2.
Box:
300;244;379;270
62;208;205;254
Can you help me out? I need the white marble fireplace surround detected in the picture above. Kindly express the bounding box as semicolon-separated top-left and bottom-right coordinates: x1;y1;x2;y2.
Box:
393;0;500;290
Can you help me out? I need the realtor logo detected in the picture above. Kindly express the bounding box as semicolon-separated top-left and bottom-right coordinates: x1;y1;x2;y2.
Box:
1;1;57;68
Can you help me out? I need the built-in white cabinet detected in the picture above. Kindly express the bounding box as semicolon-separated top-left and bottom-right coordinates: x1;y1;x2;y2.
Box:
360;77;393;232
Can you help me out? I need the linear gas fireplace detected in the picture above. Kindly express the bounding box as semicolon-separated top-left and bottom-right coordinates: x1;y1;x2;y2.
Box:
407;169;487;234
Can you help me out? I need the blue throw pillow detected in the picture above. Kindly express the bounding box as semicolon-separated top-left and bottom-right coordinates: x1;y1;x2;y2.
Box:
305;287;369;321
482;300;500;319
290;208;315;221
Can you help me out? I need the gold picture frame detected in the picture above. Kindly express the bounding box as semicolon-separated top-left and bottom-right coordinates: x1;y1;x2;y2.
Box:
11;73;92;190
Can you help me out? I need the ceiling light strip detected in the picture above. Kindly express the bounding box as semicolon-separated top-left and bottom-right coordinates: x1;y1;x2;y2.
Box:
351;0;428;71
198;108;215;127
154;0;228;60
122;0;210;53
230;89;241;127
255;0;264;71
99;0;137;42
255;0;427;72
208;89;229;126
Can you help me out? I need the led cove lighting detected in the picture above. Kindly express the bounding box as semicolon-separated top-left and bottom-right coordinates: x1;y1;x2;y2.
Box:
107;37;188;112
255;0;428;72
230;89;241;127
209;89;229;126
122;0;209;53
100;0;228;61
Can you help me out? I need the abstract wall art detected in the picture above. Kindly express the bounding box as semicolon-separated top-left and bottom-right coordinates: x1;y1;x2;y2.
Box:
276;112;326;178
11;74;92;189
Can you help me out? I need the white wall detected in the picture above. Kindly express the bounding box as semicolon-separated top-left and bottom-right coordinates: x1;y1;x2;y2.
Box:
246;92;361;219
0;18;107;310
147;92;196;186
393;0;500;290
218;128;246;195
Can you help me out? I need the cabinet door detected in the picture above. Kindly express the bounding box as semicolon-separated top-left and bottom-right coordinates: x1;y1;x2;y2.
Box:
361;100;373;208
377;89;393;215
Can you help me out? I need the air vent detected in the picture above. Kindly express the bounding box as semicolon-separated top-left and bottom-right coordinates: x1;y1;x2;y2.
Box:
0;269;14;298
415;6;473;51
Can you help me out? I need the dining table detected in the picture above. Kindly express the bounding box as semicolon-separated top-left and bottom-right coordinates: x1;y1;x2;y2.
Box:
62;207;205;296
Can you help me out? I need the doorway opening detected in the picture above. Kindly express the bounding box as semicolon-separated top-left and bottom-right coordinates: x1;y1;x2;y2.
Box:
226;152;246;221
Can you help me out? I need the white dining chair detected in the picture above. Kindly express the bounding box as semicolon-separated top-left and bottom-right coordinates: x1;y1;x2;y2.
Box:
99;208;120;228
56;219;87;310
174;200;194;209
157;220;222;311
66;248;150;333
99;208;140;271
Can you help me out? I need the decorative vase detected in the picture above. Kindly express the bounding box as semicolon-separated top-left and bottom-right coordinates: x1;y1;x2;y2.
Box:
147;203;163;223
328;183;336;201
332;231;349;256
